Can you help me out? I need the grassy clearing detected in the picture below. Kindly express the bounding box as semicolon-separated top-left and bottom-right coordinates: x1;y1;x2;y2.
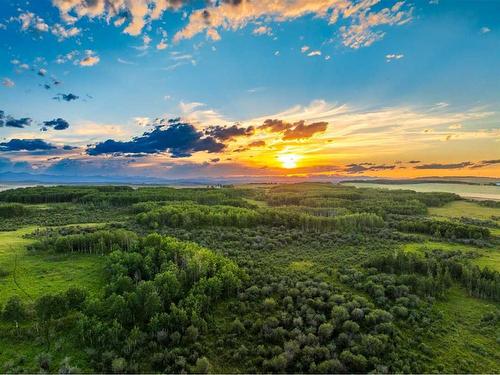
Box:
0;227;105;305
402;241;500;272
429;200;500;221
426;286;500;373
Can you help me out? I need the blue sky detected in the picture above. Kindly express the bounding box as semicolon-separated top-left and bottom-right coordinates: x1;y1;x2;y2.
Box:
0;0;499;180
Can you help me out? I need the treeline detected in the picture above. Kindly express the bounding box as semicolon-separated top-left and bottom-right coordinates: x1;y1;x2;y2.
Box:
0;185;254;207
28;229;138;255
365;251;500;301
0;203;30;218
397;218;490;240
136;203;385;233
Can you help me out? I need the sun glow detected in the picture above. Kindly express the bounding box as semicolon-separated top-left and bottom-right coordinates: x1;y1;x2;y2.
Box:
278;153;300;169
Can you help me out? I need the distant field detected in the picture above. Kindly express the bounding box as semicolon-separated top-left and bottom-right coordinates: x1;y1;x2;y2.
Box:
403;241;500;272
343;182;500;200
0;227;105;305
429;201;499;220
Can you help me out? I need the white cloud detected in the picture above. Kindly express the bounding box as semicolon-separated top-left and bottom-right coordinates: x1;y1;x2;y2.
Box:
2;78;15;87
307;50;322;57
301;45;310;53
18;12;48;32
134;117;151;126
51;23;81;40
174;0;412;50
480;27;491;34
50;1;412;50
117;57;137;65
386;53;404;62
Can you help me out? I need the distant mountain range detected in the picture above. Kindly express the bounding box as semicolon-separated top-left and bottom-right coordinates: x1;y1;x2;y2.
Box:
1;171;497;187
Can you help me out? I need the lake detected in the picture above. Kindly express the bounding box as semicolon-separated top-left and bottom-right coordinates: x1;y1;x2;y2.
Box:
342;182;500;201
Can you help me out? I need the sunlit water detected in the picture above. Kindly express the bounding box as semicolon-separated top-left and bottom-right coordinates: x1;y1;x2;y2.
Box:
343;182;500;200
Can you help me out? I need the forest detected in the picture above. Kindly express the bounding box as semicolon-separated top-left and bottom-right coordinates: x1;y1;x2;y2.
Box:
0;183;498;373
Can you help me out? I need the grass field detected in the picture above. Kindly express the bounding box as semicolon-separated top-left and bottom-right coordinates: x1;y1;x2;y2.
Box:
403;241;500;272
429;201;500;221
0;227;105;305
426;286;500;373
343;182;500;200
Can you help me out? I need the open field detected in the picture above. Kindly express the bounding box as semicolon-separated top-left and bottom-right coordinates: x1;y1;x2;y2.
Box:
429;200;500;220
343;182;500;200
0;227;105;305
403;241;500;272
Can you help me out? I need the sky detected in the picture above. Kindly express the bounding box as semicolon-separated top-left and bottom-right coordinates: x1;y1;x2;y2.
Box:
0;0;499;181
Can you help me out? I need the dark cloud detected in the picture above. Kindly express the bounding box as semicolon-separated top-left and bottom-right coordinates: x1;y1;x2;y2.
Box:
53;93;80;102
0;139;56;152
87;119;225;158
407;160;421;164
282;121;328;140
248;140;266;147
258;119;328;140
210;158;220;163
0;111;32;128
62;145;78;150
42;118;70;131
37;69;46;77
258;119;293;133
414;162;473;170
345;163;396;174
470;159;500;169
0;157;33;173
205;124;254;140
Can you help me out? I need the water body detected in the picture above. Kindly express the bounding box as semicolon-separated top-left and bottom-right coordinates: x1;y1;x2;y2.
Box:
343;182;500;201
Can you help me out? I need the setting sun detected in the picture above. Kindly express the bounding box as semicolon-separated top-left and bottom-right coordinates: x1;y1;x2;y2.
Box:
278;154;300;169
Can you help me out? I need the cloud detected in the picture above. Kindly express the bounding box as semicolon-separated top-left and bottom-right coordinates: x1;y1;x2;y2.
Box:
18;11;49;33
301;46;310;53
258;119;293;133
0;112;32;128
205;124;255;140
78;50;100;67
51;23;81;40
87;119;225;158
52;0;186;36
248;140;266;147
253;25;272;35
344;163;396;174
282;121;328;140
414;162;473;170
53;93;79;102
0;139;56;152
480;26;491;34
0;157;34;173
174;0;412;49
206;28;221;41
307;50;322;57
2;78;15;88
470;159;500;169
42;118;70;131
37;69;47;77
157;39;168;50
386;53;404;62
